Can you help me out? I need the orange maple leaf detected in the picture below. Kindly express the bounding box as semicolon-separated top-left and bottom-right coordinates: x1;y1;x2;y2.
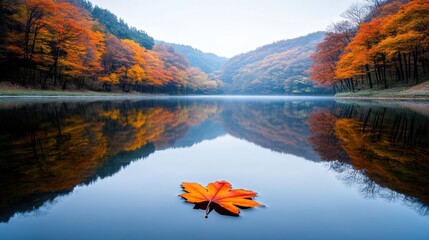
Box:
180;181;263;218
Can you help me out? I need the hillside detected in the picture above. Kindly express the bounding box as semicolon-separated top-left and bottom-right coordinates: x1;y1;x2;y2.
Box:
0;0;220;94
218;32;333;95
156;41;227;73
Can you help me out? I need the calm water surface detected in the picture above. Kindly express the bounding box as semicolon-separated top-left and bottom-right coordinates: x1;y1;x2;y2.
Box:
0;97;428;239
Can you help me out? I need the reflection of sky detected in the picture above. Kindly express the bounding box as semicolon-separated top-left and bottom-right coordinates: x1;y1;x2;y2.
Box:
1;136;428;239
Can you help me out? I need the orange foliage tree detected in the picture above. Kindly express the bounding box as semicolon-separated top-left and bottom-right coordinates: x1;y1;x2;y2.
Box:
309;33;350;92
2;0;219;94
311;0;428;92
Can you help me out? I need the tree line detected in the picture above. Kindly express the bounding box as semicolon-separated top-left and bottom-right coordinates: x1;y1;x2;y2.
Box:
0;0;221;94
310;0;429;93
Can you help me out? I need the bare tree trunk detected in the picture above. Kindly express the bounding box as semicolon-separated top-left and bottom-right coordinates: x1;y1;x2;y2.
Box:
398;52;405;83
365;64;373;88
382;57;387;89
349;78;355;92
412;49;419;84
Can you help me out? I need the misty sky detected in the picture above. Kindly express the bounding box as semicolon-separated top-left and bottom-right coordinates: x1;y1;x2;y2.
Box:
90;0;359;57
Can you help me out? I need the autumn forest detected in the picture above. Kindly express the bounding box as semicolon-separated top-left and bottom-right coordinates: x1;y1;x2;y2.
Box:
1;1;429;238
0;0;221;94
0;0;427;95
310;0;429;93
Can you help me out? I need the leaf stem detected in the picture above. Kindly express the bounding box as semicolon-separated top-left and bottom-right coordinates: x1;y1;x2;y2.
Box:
205;201;212;218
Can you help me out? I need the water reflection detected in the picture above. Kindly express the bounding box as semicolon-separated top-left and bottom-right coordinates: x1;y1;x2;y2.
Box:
311;101;429;215
0;98;428;222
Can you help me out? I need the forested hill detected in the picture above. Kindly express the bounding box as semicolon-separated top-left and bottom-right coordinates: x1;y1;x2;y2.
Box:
0;0;221;94
218;32;333;95
156;41;228;73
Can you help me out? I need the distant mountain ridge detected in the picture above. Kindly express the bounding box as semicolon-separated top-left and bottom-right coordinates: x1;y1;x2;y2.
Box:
218;32;333;95
156;41;228;73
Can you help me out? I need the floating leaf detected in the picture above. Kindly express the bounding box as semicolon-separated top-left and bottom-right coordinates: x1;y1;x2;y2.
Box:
180;181;262;218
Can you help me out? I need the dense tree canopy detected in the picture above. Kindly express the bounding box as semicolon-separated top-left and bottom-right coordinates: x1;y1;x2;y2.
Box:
310;0;428;93
0;0;220;94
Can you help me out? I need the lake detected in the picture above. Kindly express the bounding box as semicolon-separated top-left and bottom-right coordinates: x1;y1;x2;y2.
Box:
0;96;428;239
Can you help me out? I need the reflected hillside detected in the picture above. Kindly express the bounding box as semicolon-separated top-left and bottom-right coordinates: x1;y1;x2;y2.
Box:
0;100;221;222
221;100;330;161
1;98;429;222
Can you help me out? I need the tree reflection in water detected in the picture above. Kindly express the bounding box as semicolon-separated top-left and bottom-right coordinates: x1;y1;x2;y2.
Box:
309;102;429;216
0;98;428;222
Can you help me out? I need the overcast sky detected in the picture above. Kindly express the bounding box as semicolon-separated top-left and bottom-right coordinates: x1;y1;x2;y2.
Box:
90;0;359;58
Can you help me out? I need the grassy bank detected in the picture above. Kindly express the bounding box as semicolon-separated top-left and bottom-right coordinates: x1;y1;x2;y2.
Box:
0;82;148;97
0;89;129;97
335;81;429;100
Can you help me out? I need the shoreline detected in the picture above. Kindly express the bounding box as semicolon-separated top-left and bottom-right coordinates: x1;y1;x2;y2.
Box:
1;94;428;101
1;86;428;100
334;81;429;101
334;96;429;101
